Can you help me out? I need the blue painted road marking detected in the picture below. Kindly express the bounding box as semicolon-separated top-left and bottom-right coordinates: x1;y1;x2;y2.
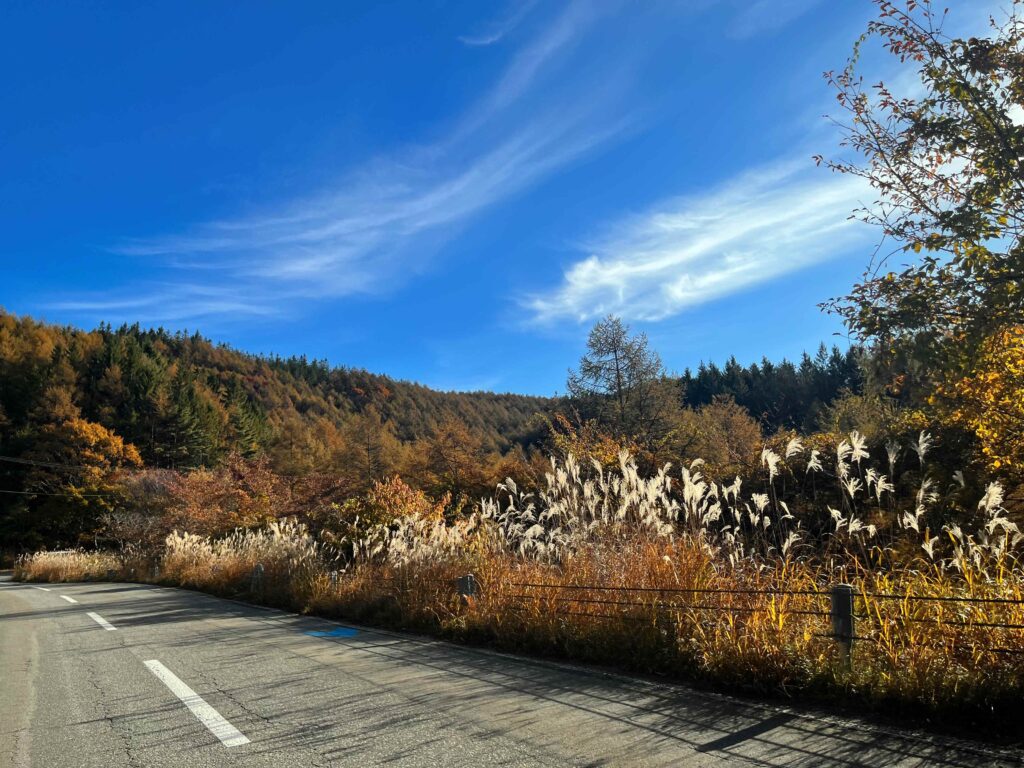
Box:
306;627;359;638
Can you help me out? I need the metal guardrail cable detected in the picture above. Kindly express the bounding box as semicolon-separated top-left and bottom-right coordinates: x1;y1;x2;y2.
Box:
973;621;1024;630
815;632;877;642
666;603;759;614
508;582;1024;624
507;593;829;617
508;593;653;608
862;592;1024;605
467;575;1024;658
553;609;624;621
858;635;1024;655
659;604;829;618
509;582;823;597
505;605;620;621
509;581;1024;606
809;632;1024;655
896;617;1024;630
510;593;757;613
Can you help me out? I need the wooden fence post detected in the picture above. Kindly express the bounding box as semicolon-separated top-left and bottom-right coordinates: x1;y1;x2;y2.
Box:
251;563;265;596
830;583;855;670
455;574;478;606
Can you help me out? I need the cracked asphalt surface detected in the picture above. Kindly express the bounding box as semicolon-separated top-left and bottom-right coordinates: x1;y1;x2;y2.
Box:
1;575;1022;767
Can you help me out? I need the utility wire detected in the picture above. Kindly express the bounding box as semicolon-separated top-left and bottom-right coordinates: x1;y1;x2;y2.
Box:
0;488;120;498
0;453;348;481
0;454;99;471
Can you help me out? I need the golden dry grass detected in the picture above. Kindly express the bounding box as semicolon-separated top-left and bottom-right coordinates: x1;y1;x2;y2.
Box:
15;549;123;582
14;443;1024;737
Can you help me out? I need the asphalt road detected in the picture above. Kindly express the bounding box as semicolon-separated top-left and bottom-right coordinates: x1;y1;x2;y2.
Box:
1;575;1021;768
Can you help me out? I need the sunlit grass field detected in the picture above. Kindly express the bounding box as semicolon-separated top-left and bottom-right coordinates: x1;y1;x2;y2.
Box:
17;433;1024;737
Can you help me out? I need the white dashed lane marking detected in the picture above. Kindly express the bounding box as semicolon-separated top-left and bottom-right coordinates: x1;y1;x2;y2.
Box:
86;612;117;631
143;660;250;748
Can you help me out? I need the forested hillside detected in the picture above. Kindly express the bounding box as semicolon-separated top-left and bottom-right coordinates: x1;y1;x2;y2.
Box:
0;309;551;468
0;309;869;475
680;345;863;432
0;308;873;552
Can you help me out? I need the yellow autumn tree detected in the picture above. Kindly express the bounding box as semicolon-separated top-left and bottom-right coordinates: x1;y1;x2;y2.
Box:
19;418;143;547
547;412;633;469
306;476;447;551
937;326;1024;474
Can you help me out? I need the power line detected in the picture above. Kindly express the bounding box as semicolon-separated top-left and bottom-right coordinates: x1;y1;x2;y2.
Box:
0;454;150;473
0;453;344;480
0;488;120;498
0;454;98;471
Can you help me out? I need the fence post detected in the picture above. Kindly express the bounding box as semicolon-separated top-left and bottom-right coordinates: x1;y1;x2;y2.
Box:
830;583;855;670
251;563;265;596
455;574;478;605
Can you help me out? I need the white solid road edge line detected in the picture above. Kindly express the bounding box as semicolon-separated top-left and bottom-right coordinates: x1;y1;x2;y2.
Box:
33;586;51;591
143;660;250;748
59;595;78;603
86;612;117;631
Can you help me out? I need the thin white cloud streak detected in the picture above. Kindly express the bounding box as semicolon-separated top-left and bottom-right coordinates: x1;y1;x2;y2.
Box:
458;0;539;46
527;0;1011;327
527;161;872;324
448;0;601;145
47;285;282;324
100;0;625;319
729;0;823;39
115;109;629;298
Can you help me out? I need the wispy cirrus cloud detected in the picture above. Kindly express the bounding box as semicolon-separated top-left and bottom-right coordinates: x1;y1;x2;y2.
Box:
527;160;872;324
456;0;597;136
728;0;825;39
458;0;539;47
48;284;282;325
82;0;634;323
116;110;626;288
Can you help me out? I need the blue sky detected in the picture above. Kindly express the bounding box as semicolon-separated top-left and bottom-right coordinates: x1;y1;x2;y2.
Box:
0;1;998;395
